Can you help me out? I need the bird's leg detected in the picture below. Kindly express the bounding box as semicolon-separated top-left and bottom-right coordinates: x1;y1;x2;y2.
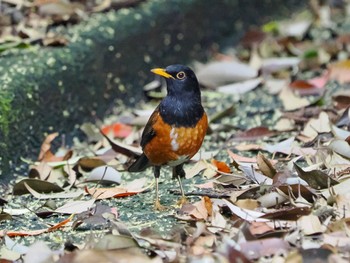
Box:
173;165;187;206
154;166;166;211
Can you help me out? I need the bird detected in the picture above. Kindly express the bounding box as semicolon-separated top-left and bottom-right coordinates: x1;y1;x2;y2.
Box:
128;64;208;210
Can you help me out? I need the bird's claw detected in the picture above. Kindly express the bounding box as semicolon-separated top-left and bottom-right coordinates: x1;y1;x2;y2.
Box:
177;196;187;207
154;199;167;211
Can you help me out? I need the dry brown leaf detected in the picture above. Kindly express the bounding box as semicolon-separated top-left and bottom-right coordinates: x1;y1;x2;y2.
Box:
231;126;276;141
323;232;350;248
179;197;210;220
248;222;274;236
203;196;213;217
227;150;258;163
261;207;311;221
85;178;150;200
289;79;324;96
294;163;338;190
257;152;276;178
302;111;331;140
279;86;311;111
329;60;350;84
185;159;214;179
298;214;324;235
235;199;259;210
234;143;263;152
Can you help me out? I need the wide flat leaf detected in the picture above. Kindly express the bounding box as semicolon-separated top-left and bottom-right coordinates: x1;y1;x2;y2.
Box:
13;179;63;195
294;163;338;190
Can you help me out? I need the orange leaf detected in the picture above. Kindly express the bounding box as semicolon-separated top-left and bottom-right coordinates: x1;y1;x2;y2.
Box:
203;196;213;216
289;79;314;89
1;214;73;237
48;214;74;231
211;159;231;173
101;123;133;138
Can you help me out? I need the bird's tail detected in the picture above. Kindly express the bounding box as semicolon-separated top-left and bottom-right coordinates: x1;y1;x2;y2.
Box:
128;154;151;172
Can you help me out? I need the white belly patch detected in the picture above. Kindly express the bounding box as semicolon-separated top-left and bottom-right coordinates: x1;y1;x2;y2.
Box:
170;127;179;151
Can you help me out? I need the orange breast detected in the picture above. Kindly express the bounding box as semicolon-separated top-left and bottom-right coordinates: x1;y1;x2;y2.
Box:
143;113;208;166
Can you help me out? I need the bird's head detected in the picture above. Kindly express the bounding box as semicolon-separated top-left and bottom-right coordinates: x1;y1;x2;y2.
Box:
151;64;200;97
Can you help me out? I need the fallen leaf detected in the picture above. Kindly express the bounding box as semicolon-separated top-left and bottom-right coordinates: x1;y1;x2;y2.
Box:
331;125;350;140
196;61;258;88
248;222;274;237
179;197;210;220
227;150;259;163
23;182;83;200
256;152;276;178
0;215;73;237
13;179;63;195
261;57;300;73
332;93;350;110
203;196;213;217
329;59;350;84
257;190;288;208
231;126;276;141
211;159;231;173
78;157;106;171
289;79;324;96
322;178;350;200
294;163;338;190
101;132;142;158
239;164;273;185
274;118;295;132
235;199;259;210
86;178;150;200
328;139;350;159
217;77;262;94
240;28;266;48
94;234;138;250
336;106;350;128
86;165;121;184
261;207;311;220
54;199;95;214
298;214;324;235
302;111;331;140
101;122;133;138
279;19;311;38
265;78;288;94
185;159;213;179
279;86;311;111
213;199;266;222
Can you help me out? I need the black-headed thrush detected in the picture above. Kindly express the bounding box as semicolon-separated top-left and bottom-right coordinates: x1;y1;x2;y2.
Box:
128;64;208;210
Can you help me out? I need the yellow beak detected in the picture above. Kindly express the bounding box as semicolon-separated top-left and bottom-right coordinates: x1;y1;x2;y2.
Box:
151;68;175;79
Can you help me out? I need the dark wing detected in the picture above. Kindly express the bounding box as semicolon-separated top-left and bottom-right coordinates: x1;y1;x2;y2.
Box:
128;106;160;172
140;105;160;149
128;153;150;172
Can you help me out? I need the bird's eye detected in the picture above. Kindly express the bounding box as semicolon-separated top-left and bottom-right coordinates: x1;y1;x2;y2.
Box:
176;71;186;79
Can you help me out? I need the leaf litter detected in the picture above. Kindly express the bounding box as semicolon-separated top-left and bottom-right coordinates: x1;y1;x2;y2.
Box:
3;3;350;263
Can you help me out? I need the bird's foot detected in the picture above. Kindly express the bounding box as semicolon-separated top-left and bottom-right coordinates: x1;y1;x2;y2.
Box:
154;199;167;211
176;196;188;207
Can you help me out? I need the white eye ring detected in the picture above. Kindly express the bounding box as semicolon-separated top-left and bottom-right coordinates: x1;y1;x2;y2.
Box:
176;71;186;79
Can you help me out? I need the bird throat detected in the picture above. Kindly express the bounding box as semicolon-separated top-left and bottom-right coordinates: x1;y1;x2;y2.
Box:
159;96;204;128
